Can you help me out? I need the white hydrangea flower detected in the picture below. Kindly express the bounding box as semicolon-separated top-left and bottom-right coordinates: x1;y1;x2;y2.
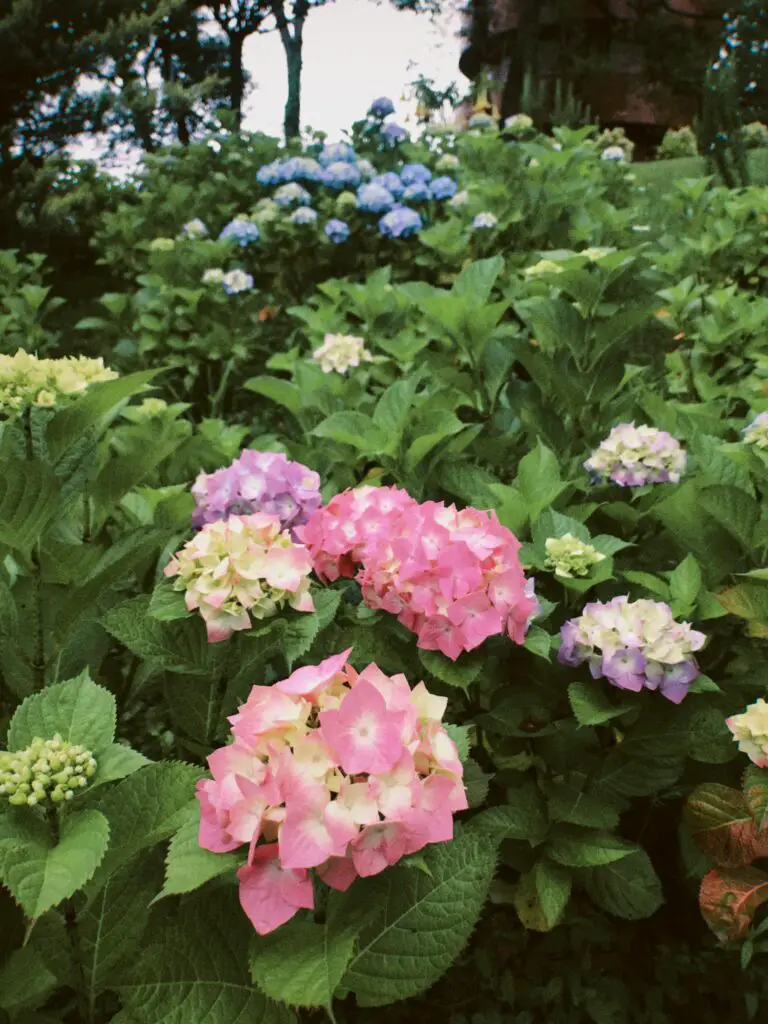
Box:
312;334;373;374
504;113;534;134
601;146;627;162
743;412;768;449
727;699;768;766
202;268;225;285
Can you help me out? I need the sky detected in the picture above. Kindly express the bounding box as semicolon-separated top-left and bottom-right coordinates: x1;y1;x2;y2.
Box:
241;0;465;139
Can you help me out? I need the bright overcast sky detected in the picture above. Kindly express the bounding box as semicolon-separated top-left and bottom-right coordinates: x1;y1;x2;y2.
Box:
242;0;464;139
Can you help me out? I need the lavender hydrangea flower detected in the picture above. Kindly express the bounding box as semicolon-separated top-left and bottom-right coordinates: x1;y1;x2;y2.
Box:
369;96;395;118
379;206;422;238
473;212;498;229
357;182;396;213
400;163;432;186
274;183;312;207
191;450;322;536
318;142;356;166
290;206;318;225
371;172;404;199
584;423;687;486
558;596;706;704
429;175;458;200
219;218;260;246
325;219;350;244
322;161;361;189
743;411;768;449
221;270;254;294
402;181;431;202
280;156;323;182
256;160;284;186
356;158;376;179
381;122;408;145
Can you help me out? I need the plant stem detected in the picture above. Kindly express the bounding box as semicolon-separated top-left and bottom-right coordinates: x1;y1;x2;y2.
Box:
49;810;91;1024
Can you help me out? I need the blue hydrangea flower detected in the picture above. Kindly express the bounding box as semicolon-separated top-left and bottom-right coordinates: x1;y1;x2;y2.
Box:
429;175;458;200
256;160;284;186
403;181;431;202
356;182;396;213
325;219;350;244
400;163;432;186
222;269;254;294
472;212;498;230
369;96;395;117
322;161;362;189
274;183;312;207
356;158;376;179
378;206;422;238
319;142;357;167
381;122;408;145
280;156;323;182
290;207;318;225
219;218;261;246
371;172;404;199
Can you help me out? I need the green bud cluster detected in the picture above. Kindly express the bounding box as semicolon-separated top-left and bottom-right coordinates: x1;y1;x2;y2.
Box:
0;735;97;807
545;534;606;579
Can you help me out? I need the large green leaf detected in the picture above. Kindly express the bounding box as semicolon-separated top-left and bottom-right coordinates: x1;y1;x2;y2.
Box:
0;807;110;918
0;944;57;1012
0;460;61;553
514;858;572;932
311;412;386;453
698;485;759;550
547;827;636;868
513;440;567;523
685;783;768;868
158;819;239;900
117;892;292;1024
567;680;634;727
341;831;497;1007
585;850;663;920
743;766;768;832
7;671;116;755
372;375;422;456
244;376;302;417
699;866;768;943
453;256;504;304
468;785;548;846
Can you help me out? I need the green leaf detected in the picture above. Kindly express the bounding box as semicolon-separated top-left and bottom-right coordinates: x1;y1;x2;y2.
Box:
547;781;622;830
311;412;385;453
514;859;572;931
88;762;202;888
118;892;291;1024
585;850;663;920
567;680;633;727
341;831;497;1007
282;589;341;669
667;554;702;612
0;460;61;554
684;783;768;868
372;375;422;455
523;626;553;661
148;581;191;622
513;440;567;522
717;580;768;626
158;819;239;900
743;766;768;832
418;648;483;690
244;376;302;416
0;944;57;1012
514;296;585;359
688;706;738;764
468;784;548;846
7;671;116;755
90;744;150;788
653;481;740;586
698;485;759;550
453;256;504;303
547;828;636;868
0;807;110;918
91;437;184;524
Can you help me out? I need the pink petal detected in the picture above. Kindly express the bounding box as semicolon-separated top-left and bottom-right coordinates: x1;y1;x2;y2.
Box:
276;648;353;698
237;845;313;935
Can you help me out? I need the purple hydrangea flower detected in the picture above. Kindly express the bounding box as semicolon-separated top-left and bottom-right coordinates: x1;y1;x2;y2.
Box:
369;96;395;118
378;206;423;238
381;122;408;145
290;206;318;225
584;423;687;486
357;182;396;213
219;218;261;246
322;161;362;189
191;450;322;536
318;142;357;167
400;163;432;186
256;160;283;186
280;156;323;182
558;596;706;704
325;219;350;244
429;175;458;200
371;172;404;199
402;181;431;202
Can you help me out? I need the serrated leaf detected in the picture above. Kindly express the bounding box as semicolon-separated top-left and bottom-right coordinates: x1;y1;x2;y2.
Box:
698;485;759;551
341;831;497;1007
585;850;663;920
468;784;548;846
282;589;341;669
418;648;483;689
687;707;738;764
453;256;504;303
0;944;57;1012
513;440;567;522
548;781;621;830
0;807;110;918
700;866;768;943
7;671;115;755
463;757;492;808
90;744;150;788
743;766;768;832
685;783;768;867
311;412;385;453
158;819;239;900
717;580;768;626
0;460;61;553
667;554;702;611
244;375;302;416
567;680;633;727
148;581;191;622
118;892;291;1024
514;859;572;932
372;375;421;455
523;626;552;661
88;762;202;888
548;828;635;867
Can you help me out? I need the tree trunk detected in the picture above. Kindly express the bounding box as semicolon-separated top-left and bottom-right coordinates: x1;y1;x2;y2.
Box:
229;30;245;128
500;0;540;120
283;39;302;139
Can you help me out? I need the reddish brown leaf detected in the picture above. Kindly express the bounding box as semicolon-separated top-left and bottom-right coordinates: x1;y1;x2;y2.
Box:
684;783;768;867
743;766;768;832
700;867;768;943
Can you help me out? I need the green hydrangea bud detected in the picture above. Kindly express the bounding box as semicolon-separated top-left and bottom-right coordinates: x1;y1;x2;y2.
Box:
545;534;606;579
335;191;358;214
0;735;97;807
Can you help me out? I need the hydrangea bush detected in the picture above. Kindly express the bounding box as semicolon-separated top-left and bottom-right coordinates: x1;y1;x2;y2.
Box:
2;100;768;1024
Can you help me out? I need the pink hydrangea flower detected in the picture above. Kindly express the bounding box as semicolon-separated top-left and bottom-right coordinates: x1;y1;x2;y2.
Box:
196;648;466;934
302;490;537;660
163;512;315;642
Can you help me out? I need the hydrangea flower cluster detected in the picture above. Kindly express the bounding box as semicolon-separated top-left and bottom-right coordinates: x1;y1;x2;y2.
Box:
0;350;117;416
584;423;687;486
197;648;467;934
181;218;208;239
219;218;261;246
743;411;768;449
202;268;225;285
274;183;312;207
430;175;458;200
436;153;460;172
401;163;432;186
372;171;404;198
164;513;315;642
149;237;175;252
727;699;768;766
222;269;254;294
257;157;323;185
312;333;374;374
601;146;628;162
558;597;706;704
379;207;423;238
318;143;356;166
473;212;498;230
368;96;395;117
0;735;97;806
545;534;606;578
357;182;396;213
290;207;318;225
191;450;322;535
503;113;534;135
300;486;537;660
325;219;350;244
322;162;361;189
381;122;409;144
